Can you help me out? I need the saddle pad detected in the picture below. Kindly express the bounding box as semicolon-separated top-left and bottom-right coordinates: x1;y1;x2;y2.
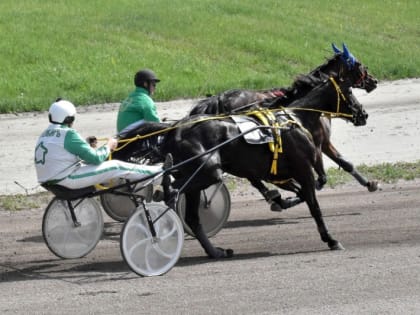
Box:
231;116;274;144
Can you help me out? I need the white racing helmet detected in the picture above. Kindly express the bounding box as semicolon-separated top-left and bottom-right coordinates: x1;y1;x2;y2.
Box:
48;99;76;124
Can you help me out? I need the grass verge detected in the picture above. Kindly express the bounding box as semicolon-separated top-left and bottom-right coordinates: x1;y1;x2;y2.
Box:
325;161;420;188
1;0;419;113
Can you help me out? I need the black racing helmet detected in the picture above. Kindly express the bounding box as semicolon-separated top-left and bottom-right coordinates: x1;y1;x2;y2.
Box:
134;69;160;87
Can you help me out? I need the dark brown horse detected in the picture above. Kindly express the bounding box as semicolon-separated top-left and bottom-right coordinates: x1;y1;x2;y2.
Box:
116;73;367;259
189;44;378;211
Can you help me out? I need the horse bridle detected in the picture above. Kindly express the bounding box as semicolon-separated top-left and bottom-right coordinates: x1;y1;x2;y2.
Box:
328;76;365;124
338;59;376;93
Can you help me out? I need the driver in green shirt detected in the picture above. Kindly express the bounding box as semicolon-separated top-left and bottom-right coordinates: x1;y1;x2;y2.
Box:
117;69;161;133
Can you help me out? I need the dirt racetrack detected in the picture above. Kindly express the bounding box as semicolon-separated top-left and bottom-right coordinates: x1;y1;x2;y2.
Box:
1;181;420;314
1;78;420;314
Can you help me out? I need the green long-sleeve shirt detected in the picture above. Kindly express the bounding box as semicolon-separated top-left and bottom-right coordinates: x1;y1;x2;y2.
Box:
116;87;160;132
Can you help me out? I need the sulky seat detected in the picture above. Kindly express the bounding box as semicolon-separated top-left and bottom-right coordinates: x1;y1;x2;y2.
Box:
42;184;96;200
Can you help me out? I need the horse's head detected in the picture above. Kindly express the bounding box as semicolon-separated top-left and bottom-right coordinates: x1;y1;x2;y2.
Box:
290;75;368;127
331;43;378;93
330;76;368;126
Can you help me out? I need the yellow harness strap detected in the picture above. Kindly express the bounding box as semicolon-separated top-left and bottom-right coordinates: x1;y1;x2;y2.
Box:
250;109;282;175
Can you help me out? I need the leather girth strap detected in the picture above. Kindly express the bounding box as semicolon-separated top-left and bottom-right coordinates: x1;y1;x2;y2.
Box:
250;109;282;175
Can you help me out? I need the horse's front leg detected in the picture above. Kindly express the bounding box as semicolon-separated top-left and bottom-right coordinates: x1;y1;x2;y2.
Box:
323;142;378;192
183;190;233;259
300;181;344;250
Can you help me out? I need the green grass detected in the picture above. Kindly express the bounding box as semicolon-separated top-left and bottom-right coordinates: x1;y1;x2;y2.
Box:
326;161;420;188
0;0;419;113
226;161;420;193
0;191;50;211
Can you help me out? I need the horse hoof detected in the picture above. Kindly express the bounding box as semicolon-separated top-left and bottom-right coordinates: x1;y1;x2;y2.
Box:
265;189;281;200
329;241;345;250
367;181;378;192
225;249;234;258
280;197;302;209
213;247;234;259
270;203;283;212
315;181;324;191
316;177;327;190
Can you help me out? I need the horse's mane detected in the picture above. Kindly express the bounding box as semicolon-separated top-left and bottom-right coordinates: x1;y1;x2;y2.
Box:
293;72;327;89
310;53;342;77
190;53;345;115
190;96;219;115
288;70;354;111
283;53;342;96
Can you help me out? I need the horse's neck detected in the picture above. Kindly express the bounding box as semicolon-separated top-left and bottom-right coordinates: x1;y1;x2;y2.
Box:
291;83;336;130
293;109;322;133
311;55;341;77
222;90;264;112
191;97;219;115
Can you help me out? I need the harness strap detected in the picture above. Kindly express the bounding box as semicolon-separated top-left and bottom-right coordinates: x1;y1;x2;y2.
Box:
270;178;292;185
329;76;347;113
249;109;283;175
100;78;350;150
101;79;350;175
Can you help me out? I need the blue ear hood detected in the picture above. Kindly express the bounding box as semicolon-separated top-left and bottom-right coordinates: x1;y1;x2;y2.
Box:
332;43;356;69
332;43;342;54
342;43;356;68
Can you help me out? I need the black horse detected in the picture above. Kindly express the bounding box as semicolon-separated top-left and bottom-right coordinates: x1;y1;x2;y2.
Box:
190;44;376;115
189;44;378;207
115;73;367;259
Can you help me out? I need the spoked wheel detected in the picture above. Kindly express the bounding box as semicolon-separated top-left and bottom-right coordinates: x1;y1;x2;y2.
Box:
42;197;103;259
100;183;153;222
120;203;184;277
177;182;231;238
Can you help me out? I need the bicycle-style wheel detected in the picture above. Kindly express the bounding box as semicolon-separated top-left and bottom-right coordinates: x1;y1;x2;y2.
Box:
120;203;184;277
100;193;136;222
100;183;153;222
177;182;231;238
42;197;103;259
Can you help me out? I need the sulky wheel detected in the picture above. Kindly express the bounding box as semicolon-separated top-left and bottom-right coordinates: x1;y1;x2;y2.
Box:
177;182;231;238
120;203;184;277
100;182;153;222
42;197;103;259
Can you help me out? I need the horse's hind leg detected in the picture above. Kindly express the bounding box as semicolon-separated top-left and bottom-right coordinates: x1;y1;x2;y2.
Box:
249;179;282;210
183;190;233;259
323;142;378;192
249;179;301;211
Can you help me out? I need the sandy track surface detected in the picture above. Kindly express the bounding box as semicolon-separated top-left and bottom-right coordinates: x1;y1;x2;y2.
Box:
1;181;420;314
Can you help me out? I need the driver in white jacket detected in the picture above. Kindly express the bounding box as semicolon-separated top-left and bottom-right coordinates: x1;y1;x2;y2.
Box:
34;99;173;199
